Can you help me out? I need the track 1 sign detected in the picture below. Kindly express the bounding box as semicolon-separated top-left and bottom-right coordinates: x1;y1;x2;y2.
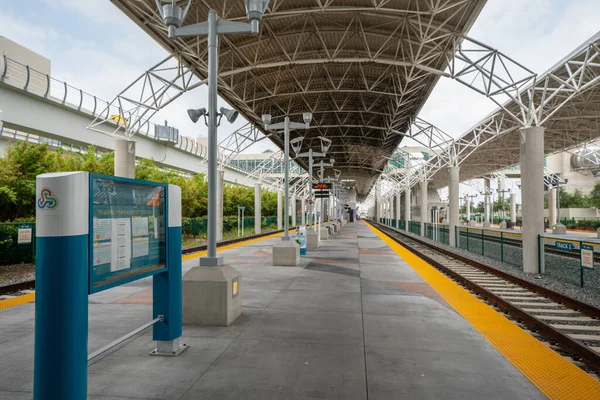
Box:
555;241;574;251
581;244;594;270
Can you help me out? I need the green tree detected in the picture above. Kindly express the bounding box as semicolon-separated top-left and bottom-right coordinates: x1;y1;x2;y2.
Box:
589;181;600;209
0;142;283;221
0;142;55;221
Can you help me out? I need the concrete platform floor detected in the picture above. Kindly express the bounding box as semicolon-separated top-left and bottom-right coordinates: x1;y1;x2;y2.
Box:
0;222;546;399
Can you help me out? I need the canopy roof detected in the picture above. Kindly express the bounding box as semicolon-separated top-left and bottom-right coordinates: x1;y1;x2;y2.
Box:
112;0;487;199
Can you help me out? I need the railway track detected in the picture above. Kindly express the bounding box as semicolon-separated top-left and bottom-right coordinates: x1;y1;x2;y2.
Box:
368;219;600;376
0;228;288;297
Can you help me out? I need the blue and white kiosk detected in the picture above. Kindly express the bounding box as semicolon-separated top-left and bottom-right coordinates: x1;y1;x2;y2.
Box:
34;172;186;400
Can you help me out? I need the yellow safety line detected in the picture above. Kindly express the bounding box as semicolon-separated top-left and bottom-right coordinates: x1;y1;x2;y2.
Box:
0;229;297;311
364;221;600;399
182;228;297;261
0;292;35;311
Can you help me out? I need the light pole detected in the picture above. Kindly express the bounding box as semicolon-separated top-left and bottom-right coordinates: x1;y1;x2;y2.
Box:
262;113;312;240
291;136;332;230
497;187;511;228
157;0;269;266
321;170;342;227
314;159;335;225
467;194;477;224
156;0;270;326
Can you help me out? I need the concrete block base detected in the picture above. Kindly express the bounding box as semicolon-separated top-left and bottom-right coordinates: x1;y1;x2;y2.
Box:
272;240;300;266
182;265;242;326
499;220;507;229
326;224;335;236
483;221;491;227
320;227;329;240
552;223;567;235
468;220;477;227
306;229;319;249
597;228;600;239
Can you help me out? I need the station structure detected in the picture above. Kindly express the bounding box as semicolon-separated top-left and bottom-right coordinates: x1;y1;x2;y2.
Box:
2;1;600;398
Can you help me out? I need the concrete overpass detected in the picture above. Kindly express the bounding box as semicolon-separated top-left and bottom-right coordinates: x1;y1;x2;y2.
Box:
0;55;256;186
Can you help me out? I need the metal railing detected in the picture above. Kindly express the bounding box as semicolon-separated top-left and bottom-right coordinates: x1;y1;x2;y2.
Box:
182;216;278;239
538;236;600;290
0;56;213;163
424;223;450;245
456;226;524;268
408;221;421;236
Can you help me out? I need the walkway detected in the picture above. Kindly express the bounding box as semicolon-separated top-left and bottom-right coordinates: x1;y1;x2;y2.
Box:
0;222;545;399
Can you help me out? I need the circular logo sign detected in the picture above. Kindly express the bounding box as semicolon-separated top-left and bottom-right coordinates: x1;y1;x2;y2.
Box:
38;188;59;209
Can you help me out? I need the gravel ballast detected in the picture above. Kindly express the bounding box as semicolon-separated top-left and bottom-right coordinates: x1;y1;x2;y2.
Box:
387;226;600;308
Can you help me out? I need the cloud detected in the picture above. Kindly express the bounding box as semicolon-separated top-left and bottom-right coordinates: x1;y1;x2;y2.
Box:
419;0;600;142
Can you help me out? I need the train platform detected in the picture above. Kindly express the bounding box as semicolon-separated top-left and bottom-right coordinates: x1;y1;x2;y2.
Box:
459;223;600;242
0;222;564;399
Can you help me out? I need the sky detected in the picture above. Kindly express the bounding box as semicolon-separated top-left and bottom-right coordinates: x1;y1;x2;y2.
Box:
1;0;600;200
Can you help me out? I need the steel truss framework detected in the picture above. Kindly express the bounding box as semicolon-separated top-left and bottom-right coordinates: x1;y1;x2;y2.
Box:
422;32;600;190
109;0;551;199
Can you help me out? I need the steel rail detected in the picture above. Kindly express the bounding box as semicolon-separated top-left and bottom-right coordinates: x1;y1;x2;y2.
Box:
367;219;600;374
0;280;35;296
0;228;293;295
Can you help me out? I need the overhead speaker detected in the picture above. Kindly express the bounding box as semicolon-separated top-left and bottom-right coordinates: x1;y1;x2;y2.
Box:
220;107;239;124
187;108;206;123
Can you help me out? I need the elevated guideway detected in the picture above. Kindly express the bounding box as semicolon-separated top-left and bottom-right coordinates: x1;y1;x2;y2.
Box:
0;56;256;185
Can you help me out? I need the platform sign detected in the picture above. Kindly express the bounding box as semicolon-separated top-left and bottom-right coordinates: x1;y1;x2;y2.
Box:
312;182;332;190
555;241;575;251
17;224;33;245
581;244;594;270
89;174;168;293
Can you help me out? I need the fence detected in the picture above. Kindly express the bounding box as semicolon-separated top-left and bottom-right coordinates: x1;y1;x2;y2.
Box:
408;221;421;236
424;223;450;245
0;222;35;266
456;227;524;268
182;216;279;238
539;236;600;290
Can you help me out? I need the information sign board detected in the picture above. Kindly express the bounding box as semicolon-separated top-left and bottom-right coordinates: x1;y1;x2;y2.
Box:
89;174;168;293
312;182;332;190
315;193;330;199
581;244;594;270
555;241;575;251
17;225;33;245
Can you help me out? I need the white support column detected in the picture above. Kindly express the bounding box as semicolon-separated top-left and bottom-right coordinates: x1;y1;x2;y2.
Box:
520;126;545;273
395;193;401;228
548;188;557;228
277;191;282;230
216;170;224;242
420;181;428;236
404;186;411;231
448;166;460;247
466;198;471;221
510;193;517;224
301;198;306;226
254;183;262;234
291;194;297;228
483;177;491;227
114;139;136;178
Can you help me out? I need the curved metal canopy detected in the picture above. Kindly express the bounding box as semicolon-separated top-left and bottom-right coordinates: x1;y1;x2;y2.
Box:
111;0;489;199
